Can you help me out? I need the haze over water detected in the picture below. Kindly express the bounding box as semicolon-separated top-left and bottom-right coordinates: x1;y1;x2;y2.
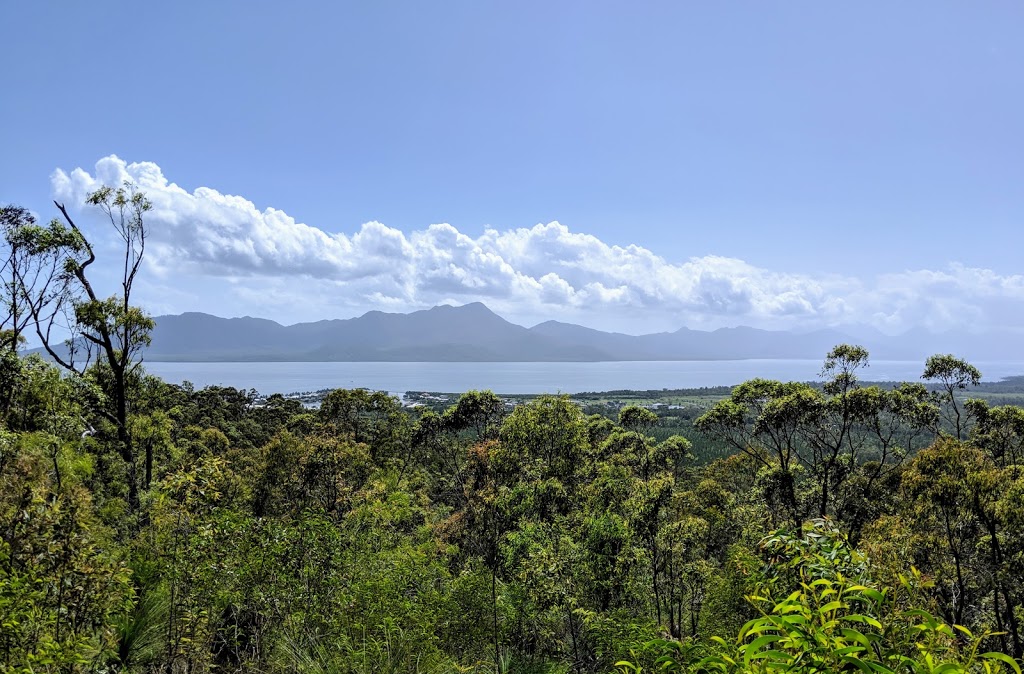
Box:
145;360;1024;396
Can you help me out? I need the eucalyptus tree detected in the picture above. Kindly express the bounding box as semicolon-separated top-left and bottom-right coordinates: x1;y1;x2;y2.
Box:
495;396;592;662
603;407;677;628
443;389;506;442
13;183;153;511
797;345;936;522
695;379;811;527
0;205;42;352
317;387;410;465
498;395;590;497
900;437;1024;654
839;382;938;539
798;344;869;518
853;382;938;465
415;390;506;506
966;399;1024;469
0;205;71;420
923;354;982;440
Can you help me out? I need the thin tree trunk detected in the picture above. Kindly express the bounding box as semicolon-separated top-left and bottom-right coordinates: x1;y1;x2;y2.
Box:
145;438;153;490
492;568;499;673
491;516;500;674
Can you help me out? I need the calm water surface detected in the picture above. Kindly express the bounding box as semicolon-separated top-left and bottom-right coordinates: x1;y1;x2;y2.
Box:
143;360;1024;395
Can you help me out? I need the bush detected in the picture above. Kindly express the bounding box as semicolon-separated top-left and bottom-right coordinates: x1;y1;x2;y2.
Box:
615;520;1023;674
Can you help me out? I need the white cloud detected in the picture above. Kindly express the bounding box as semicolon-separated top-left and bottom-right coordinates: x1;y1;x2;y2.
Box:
51;155;1024;334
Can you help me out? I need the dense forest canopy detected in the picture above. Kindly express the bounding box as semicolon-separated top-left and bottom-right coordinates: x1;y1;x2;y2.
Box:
1;194;1023;673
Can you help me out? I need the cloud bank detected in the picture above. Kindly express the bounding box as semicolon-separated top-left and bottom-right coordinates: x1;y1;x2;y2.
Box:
52;156;1024;334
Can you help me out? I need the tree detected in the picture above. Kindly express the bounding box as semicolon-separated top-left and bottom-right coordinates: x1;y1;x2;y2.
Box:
0;206;70;420
498;395;590;493
316;388;410;466
898;436;1024;657
840;382;937;539
799;344;869;519
966;399;1024;468
923;354;982;440
694;379;811;528
853;382;937;465
0;205;40;352
618;519;1024;674
619;405;658;436
16;183;153;512
901;438;990;630
443;389;507;442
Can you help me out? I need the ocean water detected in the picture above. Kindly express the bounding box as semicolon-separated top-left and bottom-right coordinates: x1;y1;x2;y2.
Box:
143;359;1024;396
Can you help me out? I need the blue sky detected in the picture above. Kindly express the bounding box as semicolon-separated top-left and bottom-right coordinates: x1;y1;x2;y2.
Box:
2;2;1023;334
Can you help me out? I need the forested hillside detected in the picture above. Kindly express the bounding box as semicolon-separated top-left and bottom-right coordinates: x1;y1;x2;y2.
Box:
2;343;1024;673
2;193;1023;673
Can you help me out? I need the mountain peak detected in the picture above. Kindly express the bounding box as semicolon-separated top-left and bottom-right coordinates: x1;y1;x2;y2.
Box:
430;301;493;314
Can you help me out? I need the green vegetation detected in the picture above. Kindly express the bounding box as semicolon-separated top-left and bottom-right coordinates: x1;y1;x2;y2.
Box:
2;349;1023;674
2;193;1024;673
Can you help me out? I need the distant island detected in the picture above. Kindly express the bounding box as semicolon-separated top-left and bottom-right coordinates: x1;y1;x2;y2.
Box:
124;302;1021;362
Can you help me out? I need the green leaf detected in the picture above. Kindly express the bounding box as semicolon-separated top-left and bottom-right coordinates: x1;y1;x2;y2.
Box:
846;614;883;631
835;646;867;656
744;633;782;663
980;652;1023;674
952;624;974;639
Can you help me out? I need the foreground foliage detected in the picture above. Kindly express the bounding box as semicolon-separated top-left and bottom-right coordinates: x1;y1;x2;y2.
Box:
617;521;1022;674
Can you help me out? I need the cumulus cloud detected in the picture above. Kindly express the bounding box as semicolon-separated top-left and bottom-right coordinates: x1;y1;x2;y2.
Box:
51;155;1024;334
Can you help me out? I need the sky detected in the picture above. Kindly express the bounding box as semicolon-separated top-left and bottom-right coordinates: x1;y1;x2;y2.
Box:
2;2;1023;335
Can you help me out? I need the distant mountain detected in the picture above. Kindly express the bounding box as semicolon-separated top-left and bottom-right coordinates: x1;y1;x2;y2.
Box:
146;303;614;362
124;302;1021;363
529;321;856;361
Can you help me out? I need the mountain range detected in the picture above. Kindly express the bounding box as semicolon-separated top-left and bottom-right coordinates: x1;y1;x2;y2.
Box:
129;303;1021;362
